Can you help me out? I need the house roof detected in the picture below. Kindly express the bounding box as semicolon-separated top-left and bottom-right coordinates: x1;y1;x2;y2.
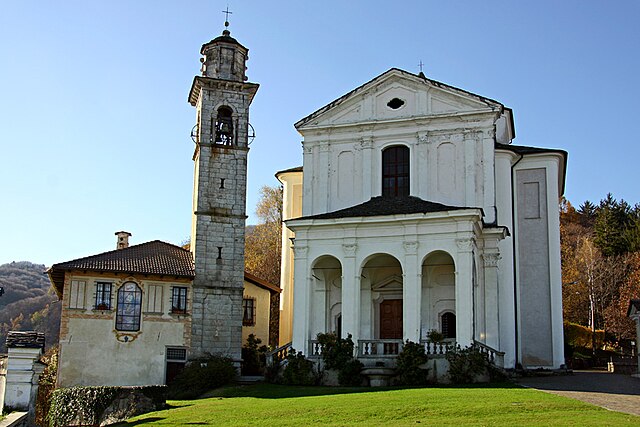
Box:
628;299;640;317
290;196;478;221
295;68;506;129
244;271;281;293
48;240;196;296
275;165;303;179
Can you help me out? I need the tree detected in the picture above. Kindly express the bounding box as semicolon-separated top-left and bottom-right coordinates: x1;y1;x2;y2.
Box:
245;185;283;347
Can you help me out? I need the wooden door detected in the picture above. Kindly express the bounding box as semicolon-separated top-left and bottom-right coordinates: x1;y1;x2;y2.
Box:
380;299;403;339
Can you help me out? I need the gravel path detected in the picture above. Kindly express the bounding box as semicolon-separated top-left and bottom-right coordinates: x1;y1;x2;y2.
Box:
517;369;640;416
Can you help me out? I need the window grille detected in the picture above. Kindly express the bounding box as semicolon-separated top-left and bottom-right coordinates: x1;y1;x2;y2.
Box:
166;347;187;362
441;312;456;339
115;282;142;331
171;287;188;314
242;297;256;326
95;282;112;310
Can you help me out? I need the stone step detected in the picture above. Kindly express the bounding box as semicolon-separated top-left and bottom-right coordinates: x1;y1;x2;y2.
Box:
238;375;265;385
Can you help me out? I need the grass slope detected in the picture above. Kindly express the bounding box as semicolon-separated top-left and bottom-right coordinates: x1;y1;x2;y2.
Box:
120;383;639;426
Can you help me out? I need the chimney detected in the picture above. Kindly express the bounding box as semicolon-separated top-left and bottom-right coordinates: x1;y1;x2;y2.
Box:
115;231;132;249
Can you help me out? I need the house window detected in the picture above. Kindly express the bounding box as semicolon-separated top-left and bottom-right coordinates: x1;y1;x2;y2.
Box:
115;282;142;331
147;284;163;313
69;280;86;309
441;312;456;339
95;282;112;310
242;297;256;326
382;145;410;197
171;287;188;314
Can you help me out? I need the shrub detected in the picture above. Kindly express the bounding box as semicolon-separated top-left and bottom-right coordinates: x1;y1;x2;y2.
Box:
426;329;444;343
338;358;364;386
316;332;355;370
316;332;364;386
446;345;489;384
241;334;268;375
282;349;317;386
47;385;166;427
395;340;429;385
168;355;236;399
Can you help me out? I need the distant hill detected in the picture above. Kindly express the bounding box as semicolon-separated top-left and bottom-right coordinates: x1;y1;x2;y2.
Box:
0;261;60;353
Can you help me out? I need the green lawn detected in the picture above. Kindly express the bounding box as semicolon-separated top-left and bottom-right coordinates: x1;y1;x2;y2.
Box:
120;383;639;426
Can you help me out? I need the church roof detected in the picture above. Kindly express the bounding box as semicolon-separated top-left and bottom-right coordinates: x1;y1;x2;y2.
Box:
295;68;508;129
48;240;195;296
628;299;640;317
292;196;478;221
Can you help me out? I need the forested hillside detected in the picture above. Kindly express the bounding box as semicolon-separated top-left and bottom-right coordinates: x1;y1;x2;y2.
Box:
561;193;640;344
0;261;60;352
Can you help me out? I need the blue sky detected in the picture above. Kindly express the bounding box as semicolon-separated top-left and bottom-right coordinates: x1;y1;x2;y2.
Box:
1;1;639;266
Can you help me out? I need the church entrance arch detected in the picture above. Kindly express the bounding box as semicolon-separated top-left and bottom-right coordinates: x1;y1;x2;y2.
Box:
421;251;456;340
360;253;403;340
309;255;342;337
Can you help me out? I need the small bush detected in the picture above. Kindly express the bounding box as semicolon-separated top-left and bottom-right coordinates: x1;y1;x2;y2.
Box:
241;334;268;375
282;349;317;386
168;355;236;399
446;345;489;384
338;358;364;386
426;329;444;343
316;332;355;370
396;340;429;385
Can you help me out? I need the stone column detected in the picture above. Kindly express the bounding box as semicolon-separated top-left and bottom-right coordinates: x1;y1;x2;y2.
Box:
4;343;43;411
341;243;360;343
455;238;475;347
403;241;421;342
291;245;310;354
483;252;501;349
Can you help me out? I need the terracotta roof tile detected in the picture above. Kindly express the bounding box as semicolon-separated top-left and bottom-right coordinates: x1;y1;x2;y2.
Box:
48;241;195;296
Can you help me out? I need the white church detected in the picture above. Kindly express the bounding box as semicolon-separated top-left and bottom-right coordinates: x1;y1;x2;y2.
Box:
276;68;567;370
40;23;567;393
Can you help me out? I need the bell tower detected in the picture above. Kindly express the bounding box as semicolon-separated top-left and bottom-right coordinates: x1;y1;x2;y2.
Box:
188;19;259;360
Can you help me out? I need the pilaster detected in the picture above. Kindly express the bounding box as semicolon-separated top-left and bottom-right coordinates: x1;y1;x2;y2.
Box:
455;237;475;347
341;243;360;343
402;240;421;342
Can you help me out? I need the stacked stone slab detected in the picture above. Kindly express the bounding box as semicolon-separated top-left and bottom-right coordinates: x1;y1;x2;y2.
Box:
188;27;259;361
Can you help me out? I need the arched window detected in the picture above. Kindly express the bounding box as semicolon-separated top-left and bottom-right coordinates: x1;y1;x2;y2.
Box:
115;282;142;331
213;106;234;145
441;312;456;339
382;145;410;197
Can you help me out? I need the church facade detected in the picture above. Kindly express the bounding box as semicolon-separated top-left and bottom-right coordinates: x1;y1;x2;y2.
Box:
278;69;567;369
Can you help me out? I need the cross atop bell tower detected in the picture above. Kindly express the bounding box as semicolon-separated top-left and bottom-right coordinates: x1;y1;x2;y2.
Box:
199;12;249;82
187;21;259;361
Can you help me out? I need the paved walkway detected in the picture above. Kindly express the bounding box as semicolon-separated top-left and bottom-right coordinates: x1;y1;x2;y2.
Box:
517;369;640;416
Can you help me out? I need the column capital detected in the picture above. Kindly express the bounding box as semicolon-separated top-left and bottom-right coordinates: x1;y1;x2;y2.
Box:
482;253;501;268
342;243;357;258
456;237;475;252
293;245;308;258
403;240;419;255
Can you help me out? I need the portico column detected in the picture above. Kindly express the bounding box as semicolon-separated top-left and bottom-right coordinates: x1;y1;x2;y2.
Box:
341;243;360;343
482;252;501;349
291;245;310;353
403;241;421;342
455;238;475;347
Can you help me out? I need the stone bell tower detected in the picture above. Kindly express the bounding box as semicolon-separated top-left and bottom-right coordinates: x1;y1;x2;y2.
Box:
188;20;259;360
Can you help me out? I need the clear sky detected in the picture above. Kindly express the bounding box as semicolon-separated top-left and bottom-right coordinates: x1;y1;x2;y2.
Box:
1;1;639;267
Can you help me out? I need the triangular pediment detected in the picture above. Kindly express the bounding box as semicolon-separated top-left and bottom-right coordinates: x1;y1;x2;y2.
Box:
295;68;503;130
371;274;403;292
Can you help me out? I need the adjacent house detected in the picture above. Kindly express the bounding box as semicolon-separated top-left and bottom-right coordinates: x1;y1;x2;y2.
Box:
277;68;567;370
47;233;279;387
